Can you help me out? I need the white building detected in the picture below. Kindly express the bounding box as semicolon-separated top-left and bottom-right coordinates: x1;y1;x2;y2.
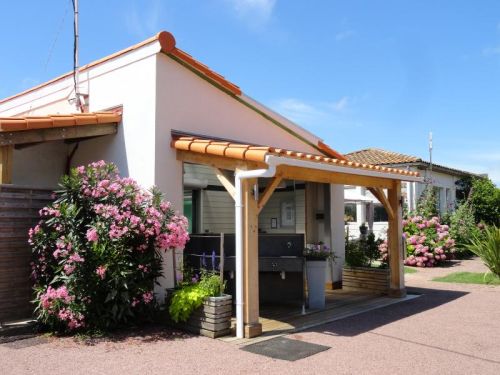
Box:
0;31;420;338
344;148;478;239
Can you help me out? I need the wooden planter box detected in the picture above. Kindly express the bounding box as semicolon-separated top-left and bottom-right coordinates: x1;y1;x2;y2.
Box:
180;294;232;338
342;267;390;294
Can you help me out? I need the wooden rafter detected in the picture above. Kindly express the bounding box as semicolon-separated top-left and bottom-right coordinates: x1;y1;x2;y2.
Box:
257;174;283;214
0;123;118;147
369;187;395;220
214;168;236;200
277;165;394;189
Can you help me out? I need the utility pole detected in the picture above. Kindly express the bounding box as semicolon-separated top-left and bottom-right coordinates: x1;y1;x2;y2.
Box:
73;0;81;111
428;131;433;187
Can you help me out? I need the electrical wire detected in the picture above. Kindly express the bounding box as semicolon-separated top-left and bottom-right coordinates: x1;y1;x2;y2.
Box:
43;0;71;73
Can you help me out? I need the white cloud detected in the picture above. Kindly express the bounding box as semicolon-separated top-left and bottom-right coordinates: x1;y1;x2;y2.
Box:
272;98;324;124
225;0;276;28
271;96;356;128
124;0;163;38
335;30;355;41
439;151;500;186
482;46;500;56
330;96;349;111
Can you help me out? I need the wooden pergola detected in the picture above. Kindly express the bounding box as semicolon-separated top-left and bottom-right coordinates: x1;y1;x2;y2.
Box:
0;111;122;184
173;136;422;338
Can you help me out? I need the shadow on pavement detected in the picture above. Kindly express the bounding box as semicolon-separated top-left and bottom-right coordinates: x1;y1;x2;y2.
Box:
308;287;468;337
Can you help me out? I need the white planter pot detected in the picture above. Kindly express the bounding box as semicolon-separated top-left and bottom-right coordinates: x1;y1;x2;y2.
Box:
306;260;327;309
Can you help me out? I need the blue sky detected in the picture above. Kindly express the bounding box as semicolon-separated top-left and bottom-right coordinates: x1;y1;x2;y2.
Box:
1;1;499;184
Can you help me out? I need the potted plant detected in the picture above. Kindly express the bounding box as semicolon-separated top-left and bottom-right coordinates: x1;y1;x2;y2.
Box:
359;223;368;235
304;242;332;309
343;233;389;294
168;271;231;338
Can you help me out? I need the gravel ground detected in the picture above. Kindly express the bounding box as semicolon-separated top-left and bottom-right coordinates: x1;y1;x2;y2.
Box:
2;257;499;375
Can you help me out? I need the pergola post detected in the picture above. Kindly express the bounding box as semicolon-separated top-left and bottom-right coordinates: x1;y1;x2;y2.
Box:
387;181;406;297
242;177;262;337
0;145;13;184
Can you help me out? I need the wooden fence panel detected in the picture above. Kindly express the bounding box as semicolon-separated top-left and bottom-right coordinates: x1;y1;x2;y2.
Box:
0;185;52;323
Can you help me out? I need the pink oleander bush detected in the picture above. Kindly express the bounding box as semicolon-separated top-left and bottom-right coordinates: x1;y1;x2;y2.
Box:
379;215;455;268
29;161;189;332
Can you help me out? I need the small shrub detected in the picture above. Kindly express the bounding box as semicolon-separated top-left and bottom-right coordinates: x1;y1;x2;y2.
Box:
29;161;189;333
415;186;439;218
449;201;481;257
465;226;500;277
168;272;225;323
345;233;383;268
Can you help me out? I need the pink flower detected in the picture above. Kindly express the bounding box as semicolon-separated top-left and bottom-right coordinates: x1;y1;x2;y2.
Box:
142;291;154;304
86;228;99;242
96;266;106;279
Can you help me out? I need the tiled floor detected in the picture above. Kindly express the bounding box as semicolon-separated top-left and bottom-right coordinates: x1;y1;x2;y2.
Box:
220;289;419;345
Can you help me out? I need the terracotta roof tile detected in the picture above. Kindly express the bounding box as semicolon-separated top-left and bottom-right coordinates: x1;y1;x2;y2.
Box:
172;137;420;178
346;148;421;165
0;112;121;132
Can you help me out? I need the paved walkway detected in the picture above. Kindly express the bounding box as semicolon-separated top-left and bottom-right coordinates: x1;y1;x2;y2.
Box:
1;257;499;374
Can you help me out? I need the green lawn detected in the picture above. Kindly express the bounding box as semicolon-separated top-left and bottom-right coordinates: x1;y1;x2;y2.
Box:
404;266;418;274
433;272;500;285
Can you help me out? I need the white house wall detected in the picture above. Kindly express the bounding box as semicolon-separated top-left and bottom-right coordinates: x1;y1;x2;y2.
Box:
154;54;322;153
12;141;68;188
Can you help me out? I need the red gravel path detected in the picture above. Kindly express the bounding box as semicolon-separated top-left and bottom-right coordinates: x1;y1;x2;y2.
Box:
2;257;499;375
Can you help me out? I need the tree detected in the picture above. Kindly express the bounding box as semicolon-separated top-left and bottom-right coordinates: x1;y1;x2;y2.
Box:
469;177;500;225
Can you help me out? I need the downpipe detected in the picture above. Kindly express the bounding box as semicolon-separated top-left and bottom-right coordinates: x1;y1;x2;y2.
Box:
234;157;277;338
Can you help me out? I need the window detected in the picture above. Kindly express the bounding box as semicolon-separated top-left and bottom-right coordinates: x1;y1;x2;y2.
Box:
344;203;357;222
183;190;199;233
374;204;388;222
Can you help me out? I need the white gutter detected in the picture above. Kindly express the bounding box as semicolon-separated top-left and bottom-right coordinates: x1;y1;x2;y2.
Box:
233;154;421;338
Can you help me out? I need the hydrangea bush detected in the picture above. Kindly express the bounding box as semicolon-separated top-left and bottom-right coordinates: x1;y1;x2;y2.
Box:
379;216;455;267
29;161;189;332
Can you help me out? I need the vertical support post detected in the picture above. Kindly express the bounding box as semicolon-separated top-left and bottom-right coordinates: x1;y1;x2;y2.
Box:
305;182;318;244
329;184;345;289
388;181;406;297
219;233;225;292
242;178;262;337
0;145;13;184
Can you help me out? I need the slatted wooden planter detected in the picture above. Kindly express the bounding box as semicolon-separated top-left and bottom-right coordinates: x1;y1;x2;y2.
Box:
179;294;232;338
342;267;390;294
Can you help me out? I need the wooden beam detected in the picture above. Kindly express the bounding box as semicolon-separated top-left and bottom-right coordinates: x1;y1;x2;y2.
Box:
277;165;394;189
177;150;266;171
368;187;394;220
214;168;236;200
257;174;283;213
242;177;262;338
305;182;319;244
387;181;406;297
0;123;118;146
0;145;13;184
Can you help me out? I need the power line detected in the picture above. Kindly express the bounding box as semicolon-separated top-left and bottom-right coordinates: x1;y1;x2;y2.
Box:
43;0;71;73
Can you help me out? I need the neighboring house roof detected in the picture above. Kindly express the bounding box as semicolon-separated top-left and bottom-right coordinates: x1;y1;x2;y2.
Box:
346;148;476;177
346;148;419;165
0;112;121;132
0;31;344;160
172;137;420;178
